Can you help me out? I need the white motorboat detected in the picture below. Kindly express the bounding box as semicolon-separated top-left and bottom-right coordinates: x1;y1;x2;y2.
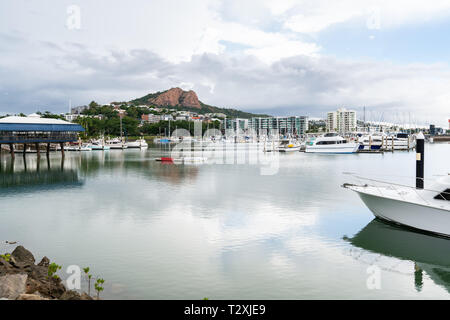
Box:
305;133;359;154
126;138;148;148
358;133;385;151
66;144;92;152
106;138;128;149
87;139;110;150
276;139;301;152
344;175;450;237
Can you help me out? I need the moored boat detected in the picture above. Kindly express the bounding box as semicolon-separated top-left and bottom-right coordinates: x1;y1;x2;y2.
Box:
126;138;148;148
276;139;301;152
305;133;359;154
344;133;450;237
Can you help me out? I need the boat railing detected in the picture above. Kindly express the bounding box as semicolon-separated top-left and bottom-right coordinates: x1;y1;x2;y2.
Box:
346;174;450;206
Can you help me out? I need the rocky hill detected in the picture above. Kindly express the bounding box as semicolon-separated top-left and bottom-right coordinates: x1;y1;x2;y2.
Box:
131;87;270;119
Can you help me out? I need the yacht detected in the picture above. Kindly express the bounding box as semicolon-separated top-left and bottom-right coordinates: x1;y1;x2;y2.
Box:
344;175;450;237
105;138;128;149
88;139;110;150
276;139;301;152
305;133;360;154
126;138;148;149
66;143;92;151
358;133;385;151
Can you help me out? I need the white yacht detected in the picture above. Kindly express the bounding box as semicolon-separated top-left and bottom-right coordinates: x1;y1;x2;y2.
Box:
305;133;359;154
276;139;301;152
358;133;385;151
126;138;148;149
344;175;450;237
106;138;128;149
88;139;110;150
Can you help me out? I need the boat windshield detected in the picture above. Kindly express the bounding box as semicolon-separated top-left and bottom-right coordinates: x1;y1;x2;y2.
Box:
324;133;338;137
434;189;450;201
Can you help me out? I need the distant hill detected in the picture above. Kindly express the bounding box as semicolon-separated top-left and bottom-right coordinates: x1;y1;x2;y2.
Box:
131;87;271;119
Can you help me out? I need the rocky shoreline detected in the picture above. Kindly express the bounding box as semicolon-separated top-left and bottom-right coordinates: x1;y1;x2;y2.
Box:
0;246;93;300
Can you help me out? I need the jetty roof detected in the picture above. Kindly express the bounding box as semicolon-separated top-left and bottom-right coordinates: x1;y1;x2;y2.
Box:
0;116;85;132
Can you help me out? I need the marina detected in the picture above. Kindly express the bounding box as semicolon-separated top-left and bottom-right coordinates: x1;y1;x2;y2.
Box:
1;141;449;299
2;0;450;306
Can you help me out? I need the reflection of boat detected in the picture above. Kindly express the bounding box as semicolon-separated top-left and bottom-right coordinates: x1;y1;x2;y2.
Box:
176;156;207;164
305;133;359;154
156;156;207;164
344;175;450;237
348;219;450;293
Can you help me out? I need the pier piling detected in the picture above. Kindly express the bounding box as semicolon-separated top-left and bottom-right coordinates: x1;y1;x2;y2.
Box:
9;143;14;159
416;132;424;189
36;143;40;158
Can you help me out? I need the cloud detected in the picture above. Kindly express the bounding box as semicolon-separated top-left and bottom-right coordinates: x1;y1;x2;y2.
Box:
282;0;450;34
0;33;449;126
1;0;450;126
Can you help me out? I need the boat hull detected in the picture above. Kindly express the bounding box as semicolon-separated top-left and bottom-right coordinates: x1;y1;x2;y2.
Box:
356;191;450;237
277;147;300;152
305;143;359;154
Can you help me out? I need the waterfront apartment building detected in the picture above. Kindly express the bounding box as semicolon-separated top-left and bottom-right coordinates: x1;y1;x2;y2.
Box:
326;108;357;133
224;118;249;131
224;116;308;135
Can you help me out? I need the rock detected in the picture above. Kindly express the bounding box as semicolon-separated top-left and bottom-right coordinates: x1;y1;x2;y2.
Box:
29;264;49;281
16;293;48;300
37;256;50;268
180;90;201;109
80;292;94;300
0;273;27;299
147;87;202;109
60;290;81;300
10;246;35;266
38;277;66;299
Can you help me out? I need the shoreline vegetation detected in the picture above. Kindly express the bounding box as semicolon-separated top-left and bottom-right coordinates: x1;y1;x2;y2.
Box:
0;245;98;300
75;102;223;139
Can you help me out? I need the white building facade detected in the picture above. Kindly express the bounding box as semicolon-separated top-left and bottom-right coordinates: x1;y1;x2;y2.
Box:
326;108;357;133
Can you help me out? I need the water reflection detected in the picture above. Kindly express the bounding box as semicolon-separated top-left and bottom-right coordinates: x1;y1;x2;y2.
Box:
63;151;200;185
0;156;82;195
348;219;450;293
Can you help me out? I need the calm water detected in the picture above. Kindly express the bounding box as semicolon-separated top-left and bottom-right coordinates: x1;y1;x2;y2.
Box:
0;143;449;299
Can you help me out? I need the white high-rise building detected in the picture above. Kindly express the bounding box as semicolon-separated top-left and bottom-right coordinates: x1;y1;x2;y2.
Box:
326;108;357;133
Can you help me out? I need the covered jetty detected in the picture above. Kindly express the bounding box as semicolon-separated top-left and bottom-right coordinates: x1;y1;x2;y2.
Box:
0;114;85;157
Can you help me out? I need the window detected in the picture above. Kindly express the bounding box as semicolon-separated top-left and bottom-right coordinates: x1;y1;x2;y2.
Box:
317;140;337;145
434;189;450;201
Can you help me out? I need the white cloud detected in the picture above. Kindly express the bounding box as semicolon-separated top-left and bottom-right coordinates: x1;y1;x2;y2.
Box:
282;0;450;34
1;0;450;127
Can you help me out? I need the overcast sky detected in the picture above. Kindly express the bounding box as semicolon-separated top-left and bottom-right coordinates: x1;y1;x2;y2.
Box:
1;0;449;126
